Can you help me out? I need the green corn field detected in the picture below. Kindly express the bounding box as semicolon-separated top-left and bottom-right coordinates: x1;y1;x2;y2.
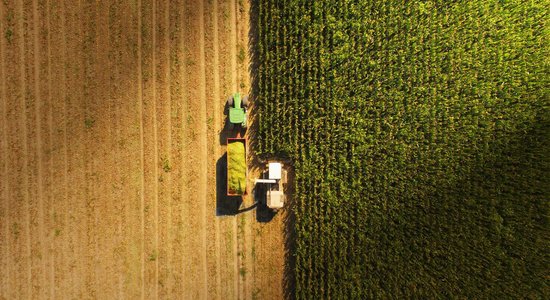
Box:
253;0;549;298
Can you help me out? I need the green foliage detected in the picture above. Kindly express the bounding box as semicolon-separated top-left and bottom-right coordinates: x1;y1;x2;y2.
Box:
4;28;13;44
238;44;246;64
84;117;95;129
228;140;247;194
161;157;171;173
256;0;549;298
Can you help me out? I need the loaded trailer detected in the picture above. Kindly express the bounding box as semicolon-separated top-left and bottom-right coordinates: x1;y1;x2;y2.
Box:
226;137;247;196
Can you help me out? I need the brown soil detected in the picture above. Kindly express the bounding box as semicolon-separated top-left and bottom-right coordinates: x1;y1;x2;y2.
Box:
0;0;286;299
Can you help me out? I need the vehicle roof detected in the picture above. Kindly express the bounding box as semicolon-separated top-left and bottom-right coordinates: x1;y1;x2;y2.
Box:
268;162;282;180
229;107;245;123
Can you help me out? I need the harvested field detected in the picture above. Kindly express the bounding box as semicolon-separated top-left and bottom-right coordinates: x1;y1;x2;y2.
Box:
0;0;286;299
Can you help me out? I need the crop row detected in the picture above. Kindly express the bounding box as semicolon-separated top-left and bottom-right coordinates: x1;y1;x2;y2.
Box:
255;0;549;298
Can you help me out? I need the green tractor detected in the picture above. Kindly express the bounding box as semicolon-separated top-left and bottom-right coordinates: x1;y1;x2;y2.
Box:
227;93;248;129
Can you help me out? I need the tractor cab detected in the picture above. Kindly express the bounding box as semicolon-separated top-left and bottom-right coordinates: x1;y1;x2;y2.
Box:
227;93;248;129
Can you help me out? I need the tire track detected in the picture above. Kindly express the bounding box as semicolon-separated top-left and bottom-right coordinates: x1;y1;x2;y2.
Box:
140;0;159;298
72;1;87;296
0;1;10;297
80;0;95;297
14;0;32;298
46;0;64;297
63;1;86;296
76;1;87;295
0;0;9;296
24;0;43;296
107;2;125;297
58;0;70;296
164;5;173;295
179;1;192;294
16;0;32;297
117;2;142;297
198;1;209;297
93;1;111;298
168;0;186;296
204;0;221;298
45;1;55;296
108;2;120;296
137;0;145;298
32;0;49;296
4;2;21;293
45;2;54;297
82;0;99;297
152;2;159;297
155;0;172;297
111;5;123;296
211;0;223;297
182;1;208;298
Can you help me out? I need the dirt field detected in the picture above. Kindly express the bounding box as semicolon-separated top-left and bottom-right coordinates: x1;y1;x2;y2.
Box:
0;0;287;299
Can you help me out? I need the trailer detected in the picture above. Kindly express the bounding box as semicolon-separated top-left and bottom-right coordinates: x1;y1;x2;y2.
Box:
226;137;247;196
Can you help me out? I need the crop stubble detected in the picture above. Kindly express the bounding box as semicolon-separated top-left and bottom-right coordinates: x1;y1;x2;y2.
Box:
0;0;285;299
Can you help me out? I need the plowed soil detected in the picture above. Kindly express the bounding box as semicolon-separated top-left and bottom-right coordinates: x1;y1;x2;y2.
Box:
0;1;286;299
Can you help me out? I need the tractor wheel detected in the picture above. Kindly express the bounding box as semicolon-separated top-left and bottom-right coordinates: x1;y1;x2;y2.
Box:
227;95;234;107
242;96;249;107
227;121;235;130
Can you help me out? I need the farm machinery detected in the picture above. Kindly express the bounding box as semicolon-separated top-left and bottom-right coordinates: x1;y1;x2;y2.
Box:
225;92;249;197
224;92;287;211
227;93;248;129
226;137;247;196
254;162;287;211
